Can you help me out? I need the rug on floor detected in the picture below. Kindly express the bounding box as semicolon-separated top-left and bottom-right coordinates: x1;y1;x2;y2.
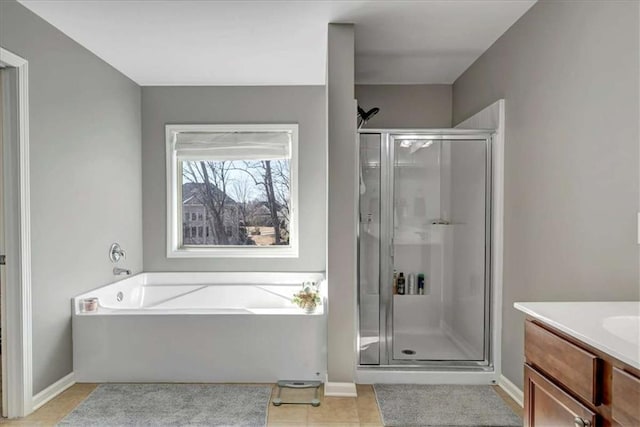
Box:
58;383;272;427
373;384;521;427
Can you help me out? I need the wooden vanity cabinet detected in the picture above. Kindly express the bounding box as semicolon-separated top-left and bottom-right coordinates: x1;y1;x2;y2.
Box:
523;319;640;427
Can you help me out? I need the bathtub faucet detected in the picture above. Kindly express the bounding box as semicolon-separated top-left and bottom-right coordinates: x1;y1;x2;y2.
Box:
113;267;131;276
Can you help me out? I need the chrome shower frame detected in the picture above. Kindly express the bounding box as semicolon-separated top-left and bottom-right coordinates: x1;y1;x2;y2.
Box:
356;128;495;371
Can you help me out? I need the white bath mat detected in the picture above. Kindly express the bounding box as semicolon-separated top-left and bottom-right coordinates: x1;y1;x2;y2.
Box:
58;383;272;426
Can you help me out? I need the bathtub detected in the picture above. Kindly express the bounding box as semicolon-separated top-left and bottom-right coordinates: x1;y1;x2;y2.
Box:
72;272;327;383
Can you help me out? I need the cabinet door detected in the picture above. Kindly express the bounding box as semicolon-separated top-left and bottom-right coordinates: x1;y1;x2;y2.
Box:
612;367;640;426
525;365;597;427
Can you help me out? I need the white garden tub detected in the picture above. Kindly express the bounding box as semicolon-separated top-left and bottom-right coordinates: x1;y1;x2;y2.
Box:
72;272;327;383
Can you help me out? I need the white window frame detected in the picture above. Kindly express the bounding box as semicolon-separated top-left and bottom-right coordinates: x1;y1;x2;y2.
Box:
166;123;299;258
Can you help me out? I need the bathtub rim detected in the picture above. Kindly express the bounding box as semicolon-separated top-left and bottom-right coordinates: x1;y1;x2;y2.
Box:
72;271;327;316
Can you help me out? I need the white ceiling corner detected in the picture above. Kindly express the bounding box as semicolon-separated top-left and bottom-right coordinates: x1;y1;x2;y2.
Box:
17;0;536;86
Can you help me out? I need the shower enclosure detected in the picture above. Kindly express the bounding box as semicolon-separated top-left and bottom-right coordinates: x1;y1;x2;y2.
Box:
358;129;493;370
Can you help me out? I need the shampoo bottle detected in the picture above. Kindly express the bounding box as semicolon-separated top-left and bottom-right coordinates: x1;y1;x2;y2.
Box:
397;272;405;295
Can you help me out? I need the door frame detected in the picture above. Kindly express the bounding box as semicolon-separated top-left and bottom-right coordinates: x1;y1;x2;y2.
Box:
0;47;33;418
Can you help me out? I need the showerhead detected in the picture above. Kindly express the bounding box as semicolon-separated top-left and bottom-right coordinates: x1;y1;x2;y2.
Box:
357;106;380;128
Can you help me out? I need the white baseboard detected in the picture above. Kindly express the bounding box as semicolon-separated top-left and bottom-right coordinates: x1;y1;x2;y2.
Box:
324;381;357;397
32;372;75;411
498;374;523;407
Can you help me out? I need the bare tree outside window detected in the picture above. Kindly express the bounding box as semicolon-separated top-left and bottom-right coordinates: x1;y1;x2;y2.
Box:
181;159;290;247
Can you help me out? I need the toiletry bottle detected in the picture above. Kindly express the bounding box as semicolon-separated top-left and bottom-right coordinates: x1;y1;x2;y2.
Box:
418;274;425;295
408;273;416;295
397;272;405;295
393;270;398;295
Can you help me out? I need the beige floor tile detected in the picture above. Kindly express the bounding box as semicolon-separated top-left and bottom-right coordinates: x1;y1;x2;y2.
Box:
307;397;359;424
307;423;361;427
1;383;95;426
61;383;98;396
356;398;381;424
267;404;309;424
356;391;377;404
355;384;374;396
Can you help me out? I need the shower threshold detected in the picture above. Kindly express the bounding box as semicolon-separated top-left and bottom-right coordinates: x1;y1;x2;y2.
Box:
355;365;498;385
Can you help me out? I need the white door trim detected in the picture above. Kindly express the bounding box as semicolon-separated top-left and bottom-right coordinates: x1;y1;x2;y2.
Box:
0;47;33;418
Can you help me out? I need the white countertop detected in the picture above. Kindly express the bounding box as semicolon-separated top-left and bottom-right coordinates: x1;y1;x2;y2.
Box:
514;301;640;370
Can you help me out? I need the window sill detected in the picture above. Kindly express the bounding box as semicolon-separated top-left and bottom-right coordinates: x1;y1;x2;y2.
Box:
166;246;299;259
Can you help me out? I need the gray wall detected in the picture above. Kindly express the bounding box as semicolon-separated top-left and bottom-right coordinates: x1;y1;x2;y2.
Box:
0;0;143;394
326;24;357;382
452;0;640;390
141;86;326;272
355;84;452;128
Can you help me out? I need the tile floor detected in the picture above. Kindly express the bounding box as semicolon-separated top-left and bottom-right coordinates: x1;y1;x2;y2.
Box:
0;383;521;426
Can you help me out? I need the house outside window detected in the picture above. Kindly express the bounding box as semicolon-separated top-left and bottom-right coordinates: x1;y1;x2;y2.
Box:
167;124;298;258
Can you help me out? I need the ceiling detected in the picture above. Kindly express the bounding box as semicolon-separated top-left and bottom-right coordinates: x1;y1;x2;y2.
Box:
18;0;536;86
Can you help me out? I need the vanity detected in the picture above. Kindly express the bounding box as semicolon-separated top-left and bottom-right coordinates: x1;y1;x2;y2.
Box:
515;302;640;427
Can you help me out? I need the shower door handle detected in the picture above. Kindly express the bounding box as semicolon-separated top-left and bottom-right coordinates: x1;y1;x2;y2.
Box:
0;254;5;265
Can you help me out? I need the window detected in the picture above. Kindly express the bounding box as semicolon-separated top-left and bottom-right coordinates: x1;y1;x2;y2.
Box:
166;124;298;258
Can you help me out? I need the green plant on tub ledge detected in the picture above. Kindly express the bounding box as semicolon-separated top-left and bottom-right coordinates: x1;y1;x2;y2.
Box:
292;281;321;314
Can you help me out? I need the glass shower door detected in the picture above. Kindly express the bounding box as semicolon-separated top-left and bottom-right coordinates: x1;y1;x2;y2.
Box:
390;135;490;363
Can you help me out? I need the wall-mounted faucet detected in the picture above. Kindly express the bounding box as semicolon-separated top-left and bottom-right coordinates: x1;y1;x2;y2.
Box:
109;243;126;263
113;267;131;276
110;243;131;276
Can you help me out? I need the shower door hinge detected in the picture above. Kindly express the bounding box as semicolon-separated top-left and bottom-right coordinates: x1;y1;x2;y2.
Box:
0;255;5;265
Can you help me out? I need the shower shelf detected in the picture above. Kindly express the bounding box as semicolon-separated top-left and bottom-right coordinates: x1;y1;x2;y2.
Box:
362;225;454;245
393;294;430;298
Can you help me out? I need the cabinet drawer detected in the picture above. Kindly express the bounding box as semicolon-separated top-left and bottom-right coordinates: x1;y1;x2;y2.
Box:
525;365;596;427
612;367;640;426
525;321;600;405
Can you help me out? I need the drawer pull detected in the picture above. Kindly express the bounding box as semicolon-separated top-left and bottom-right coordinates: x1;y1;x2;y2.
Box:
574;417;590;427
